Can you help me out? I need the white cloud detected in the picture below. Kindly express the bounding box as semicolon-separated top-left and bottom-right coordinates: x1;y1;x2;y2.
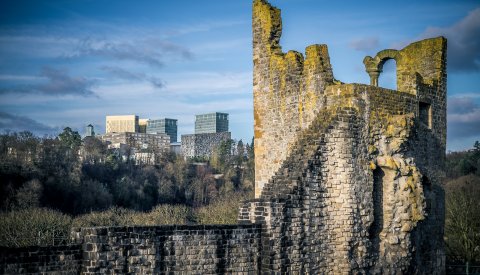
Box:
348;37;379;52
0;74;43;81
419;8;480;72
0;67;96;97
449;109;480;123
447;96;480;140
164;71;251;96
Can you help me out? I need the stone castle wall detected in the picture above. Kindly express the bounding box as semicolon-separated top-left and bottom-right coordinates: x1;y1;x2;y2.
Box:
72;224;261;274
253;0;335;197
1;245;82;274
1;225;261;274
253;0;446;199
241;83;445;273
247;0;446;273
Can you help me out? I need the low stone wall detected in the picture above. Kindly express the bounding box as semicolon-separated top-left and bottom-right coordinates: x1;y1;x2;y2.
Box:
1;224;261;274
0;245;82;274
72;224;261;274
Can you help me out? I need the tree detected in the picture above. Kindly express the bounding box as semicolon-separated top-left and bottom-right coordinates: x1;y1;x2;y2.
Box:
211;139;234;172
243;137;255;190
82;137;107;164
189;165;217;206
73;180;112;213
445;175;480;274
14;179;43;209
446;141;480;178
58;127;81;150
236;139;245;166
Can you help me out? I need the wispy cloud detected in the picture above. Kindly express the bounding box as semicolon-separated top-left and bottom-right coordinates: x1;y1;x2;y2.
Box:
0;67;96;97
165;71;251;96
448;96;480;139
0;111;58;134
68;37;192;67
101;66;165;89
0;74;42;81
419;8;480;72
163;20;248;38
448;96;478;115
348;37;379;52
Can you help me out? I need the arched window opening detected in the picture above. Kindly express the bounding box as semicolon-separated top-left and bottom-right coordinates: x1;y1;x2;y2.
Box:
378;59;397;90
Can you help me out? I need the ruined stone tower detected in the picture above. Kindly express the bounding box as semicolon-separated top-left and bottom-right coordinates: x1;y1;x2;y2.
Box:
240;0;446;273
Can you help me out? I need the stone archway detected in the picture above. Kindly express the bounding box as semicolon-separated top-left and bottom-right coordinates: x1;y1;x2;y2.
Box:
363;49;399;87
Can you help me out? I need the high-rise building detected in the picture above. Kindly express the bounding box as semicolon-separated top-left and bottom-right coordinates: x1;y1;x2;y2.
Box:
100;132;170;151
147;118;178;143
181;132;231;159
106;115;139;133
139;119;148;133
194;112;228;134
85;124;95;137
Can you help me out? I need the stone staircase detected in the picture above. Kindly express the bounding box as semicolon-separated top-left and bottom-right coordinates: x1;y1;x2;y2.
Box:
240;105;363;273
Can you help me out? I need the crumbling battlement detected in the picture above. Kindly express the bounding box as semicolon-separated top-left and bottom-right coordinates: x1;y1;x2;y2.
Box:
247;0;446;273
253;0;336;196
253;0;446;198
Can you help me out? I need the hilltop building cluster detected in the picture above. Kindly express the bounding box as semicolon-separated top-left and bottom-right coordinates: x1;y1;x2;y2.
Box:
85;112;231;163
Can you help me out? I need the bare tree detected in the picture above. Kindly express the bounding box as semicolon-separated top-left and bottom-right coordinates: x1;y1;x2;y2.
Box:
445;175;480;274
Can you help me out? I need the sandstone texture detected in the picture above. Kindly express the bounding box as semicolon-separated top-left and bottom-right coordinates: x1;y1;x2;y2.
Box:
243;0;446;273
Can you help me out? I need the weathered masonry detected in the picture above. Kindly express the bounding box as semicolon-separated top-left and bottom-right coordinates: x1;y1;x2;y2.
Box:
0;0;446;274
1;225;261;274
243;0;446;273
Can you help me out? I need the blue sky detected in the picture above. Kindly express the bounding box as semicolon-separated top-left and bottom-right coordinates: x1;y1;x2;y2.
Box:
0;0;479;151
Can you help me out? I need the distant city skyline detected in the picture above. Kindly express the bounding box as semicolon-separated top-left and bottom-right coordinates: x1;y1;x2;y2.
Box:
0;0;479;150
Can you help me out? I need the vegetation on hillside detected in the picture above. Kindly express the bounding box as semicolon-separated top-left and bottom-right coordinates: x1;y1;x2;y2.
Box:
444;141;480;271
0;128;254;247
0;129;254;214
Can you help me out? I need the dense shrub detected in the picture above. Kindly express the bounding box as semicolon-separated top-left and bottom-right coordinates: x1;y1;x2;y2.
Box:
72;207;136;227
72;205;192;228
194;192;251;224
0;208;72;247
131;204;192;225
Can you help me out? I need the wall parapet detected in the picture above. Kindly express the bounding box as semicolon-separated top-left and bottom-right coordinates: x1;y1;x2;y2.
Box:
75;224;262;274
0;244;82;274
2;224;263;274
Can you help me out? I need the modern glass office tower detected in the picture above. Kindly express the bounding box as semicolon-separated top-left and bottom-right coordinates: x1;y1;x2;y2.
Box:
147;118;178;143
194;112;228;134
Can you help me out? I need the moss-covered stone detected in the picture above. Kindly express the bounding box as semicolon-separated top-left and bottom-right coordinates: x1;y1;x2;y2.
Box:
250;0;446;273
